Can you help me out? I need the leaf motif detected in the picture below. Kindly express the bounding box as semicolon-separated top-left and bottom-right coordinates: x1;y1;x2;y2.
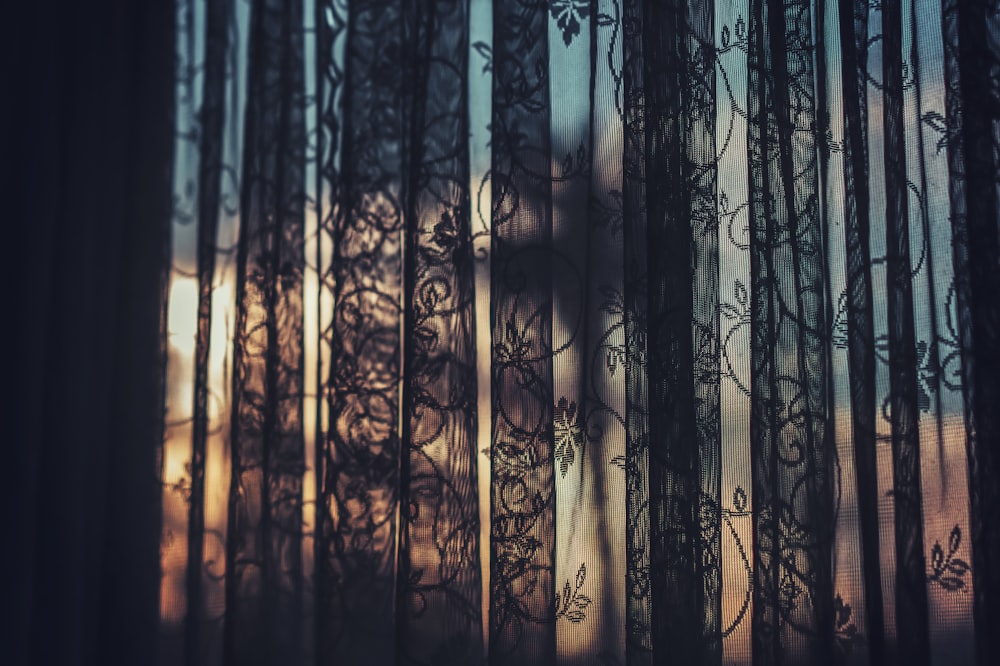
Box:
833;594;852;628
720;302;741;320
917;382;931;413
734;280;747;308
931;542;944;571
922;110;946;132
949;558;970;575
941;576;964;590
952;556;970;570
576;563;587;590
733;486;747;513
472;41;492;73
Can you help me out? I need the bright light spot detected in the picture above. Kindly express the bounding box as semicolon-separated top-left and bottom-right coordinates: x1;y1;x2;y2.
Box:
168;276;198;358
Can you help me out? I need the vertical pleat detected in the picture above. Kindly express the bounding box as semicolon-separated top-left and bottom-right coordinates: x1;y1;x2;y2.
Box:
622;3;652;661
746;0;834;663
313;0;345;659
835;1;888;662
554;0;629;662
319;0;403;662
549;1;593;662
186;2;230;664
224;0;307;664
396;1;483;662
489;1;556;663
880;2;932;663
948;1;1000;664
686;0;723;655
640;0;721;664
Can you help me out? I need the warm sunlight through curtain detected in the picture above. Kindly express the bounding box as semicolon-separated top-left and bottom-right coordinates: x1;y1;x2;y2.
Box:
149;1;1000;665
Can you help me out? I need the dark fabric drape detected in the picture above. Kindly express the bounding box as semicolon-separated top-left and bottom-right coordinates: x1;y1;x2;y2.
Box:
632;1;722;663
745;0;834;662
11;1;1000;666
185;3;230;666
880;2;932;663
836;0;887;660
950;1;1000;660
7;3;175;666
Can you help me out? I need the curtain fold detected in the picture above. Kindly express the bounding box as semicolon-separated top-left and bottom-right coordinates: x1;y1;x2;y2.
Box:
396;0;482;661
950;0;1000;660
489;1;556;662
745;0;835;661
835;1;887;660
879;2;932;662
13;0;1000;665
223;0;308;662
320;0;405;659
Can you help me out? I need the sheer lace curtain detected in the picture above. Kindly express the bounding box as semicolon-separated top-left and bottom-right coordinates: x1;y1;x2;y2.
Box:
161;0;998;664
11;0;997;665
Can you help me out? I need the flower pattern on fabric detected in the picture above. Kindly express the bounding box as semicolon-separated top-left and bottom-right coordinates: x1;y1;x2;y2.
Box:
833;594;864;657
928;525;971;591
555;563;592;623
554;397;584;478
550;0;590;46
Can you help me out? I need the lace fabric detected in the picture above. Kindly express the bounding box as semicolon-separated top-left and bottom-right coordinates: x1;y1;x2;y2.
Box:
22;1;994;665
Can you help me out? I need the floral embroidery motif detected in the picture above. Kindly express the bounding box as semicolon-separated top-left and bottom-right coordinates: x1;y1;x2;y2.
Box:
555;563;592;623
550;0;590;47
928;525;971;591
833;594;864;656
554;397;584;477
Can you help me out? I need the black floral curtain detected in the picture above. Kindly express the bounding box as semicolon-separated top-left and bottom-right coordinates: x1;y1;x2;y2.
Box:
9;1;1000;665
